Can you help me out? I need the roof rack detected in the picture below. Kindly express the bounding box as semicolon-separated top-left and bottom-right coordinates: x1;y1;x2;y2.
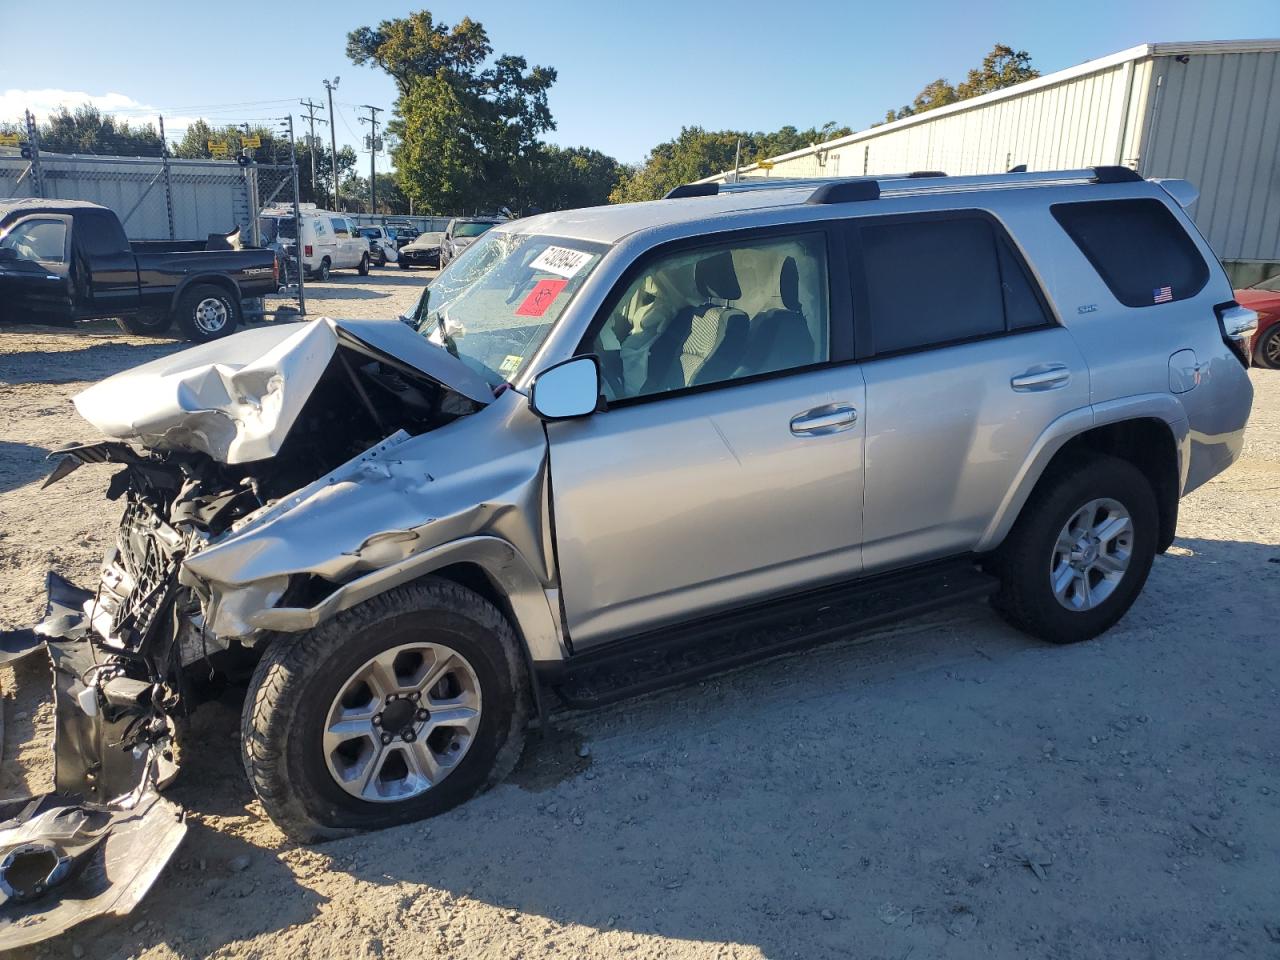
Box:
664;165;1144;205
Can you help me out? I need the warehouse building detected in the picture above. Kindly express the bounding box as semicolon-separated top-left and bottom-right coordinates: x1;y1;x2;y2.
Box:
704;40;1280;285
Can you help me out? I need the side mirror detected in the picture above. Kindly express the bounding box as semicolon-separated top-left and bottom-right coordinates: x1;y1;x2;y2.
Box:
529;355;602;421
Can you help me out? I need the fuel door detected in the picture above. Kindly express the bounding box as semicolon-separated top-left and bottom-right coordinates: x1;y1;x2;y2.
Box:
1168;348;1201;394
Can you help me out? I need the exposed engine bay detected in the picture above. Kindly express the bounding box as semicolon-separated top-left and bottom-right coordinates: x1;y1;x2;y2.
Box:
0;318;491;944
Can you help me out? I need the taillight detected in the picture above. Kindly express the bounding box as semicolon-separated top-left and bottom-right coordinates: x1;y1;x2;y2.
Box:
1215;301;1258;368
304;244;313;258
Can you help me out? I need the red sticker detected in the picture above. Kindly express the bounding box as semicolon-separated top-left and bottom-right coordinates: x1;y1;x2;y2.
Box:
516;278;568;317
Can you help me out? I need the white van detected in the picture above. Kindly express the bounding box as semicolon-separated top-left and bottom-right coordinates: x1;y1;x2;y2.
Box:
259;205;370;281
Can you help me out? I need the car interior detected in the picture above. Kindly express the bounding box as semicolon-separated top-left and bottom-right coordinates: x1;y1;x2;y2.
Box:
593;234;828;400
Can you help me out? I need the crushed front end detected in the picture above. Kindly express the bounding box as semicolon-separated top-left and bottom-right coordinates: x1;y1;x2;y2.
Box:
0;317;495;945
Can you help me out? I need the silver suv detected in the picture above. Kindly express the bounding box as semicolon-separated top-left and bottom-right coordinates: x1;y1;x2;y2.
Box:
6;168;1256;861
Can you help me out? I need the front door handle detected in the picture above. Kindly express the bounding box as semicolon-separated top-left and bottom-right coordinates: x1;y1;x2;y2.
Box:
790;403;858;436
1011;363;1071;392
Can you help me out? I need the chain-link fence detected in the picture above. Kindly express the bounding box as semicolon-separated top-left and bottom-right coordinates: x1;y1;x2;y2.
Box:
1;110;307;317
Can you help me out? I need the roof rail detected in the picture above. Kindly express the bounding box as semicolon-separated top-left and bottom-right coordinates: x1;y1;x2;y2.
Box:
667;166;1145;204
664;182;719;199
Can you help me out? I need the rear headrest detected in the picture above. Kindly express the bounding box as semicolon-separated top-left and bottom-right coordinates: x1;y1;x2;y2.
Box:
779;257;800;312
694;251;741;301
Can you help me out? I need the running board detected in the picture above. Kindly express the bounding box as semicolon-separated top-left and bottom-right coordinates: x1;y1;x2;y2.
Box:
550;560;998;709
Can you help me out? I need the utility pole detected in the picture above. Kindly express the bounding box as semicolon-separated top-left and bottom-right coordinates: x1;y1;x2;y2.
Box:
280;114;306;317
299;98;327;202
323;77;341;211
358;104;383;214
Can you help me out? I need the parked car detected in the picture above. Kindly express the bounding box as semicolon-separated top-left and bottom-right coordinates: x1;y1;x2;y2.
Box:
439;216;504;267
398;230;443;269
6;168;1255;890
1234;273;1280;368
358;225;400;267
0;199;278;342
385;220;420;248
259;204;369;281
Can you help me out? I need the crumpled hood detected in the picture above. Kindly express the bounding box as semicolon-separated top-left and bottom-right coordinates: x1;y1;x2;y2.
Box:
72;317;492;464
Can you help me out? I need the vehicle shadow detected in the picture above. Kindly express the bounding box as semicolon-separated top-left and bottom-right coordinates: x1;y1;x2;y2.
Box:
0;441;52;493
0;341;184;386
297;285;394;302
25;534;1277;959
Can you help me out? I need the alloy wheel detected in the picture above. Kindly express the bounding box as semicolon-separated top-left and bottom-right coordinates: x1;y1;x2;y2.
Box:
193;297;228;334
323;641;482;803
1050;497;1133;611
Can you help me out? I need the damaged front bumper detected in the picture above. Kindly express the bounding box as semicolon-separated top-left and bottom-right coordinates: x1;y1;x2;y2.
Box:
0;573;188;947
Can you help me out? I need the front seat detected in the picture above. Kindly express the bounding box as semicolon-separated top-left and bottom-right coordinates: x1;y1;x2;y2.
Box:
737;256;815;377
642;251;750;393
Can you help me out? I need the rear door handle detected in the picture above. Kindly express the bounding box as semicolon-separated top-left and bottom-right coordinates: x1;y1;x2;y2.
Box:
1011;364;1071;392
790;403;858;436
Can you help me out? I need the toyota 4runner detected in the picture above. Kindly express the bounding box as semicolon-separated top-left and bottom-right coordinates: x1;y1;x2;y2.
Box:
0;167;1255;941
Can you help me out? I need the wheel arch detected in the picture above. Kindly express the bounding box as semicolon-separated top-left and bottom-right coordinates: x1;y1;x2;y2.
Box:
170;274;240;315
979;397;1188;555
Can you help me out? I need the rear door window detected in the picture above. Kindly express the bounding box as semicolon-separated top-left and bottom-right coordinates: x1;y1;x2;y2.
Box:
329;218;349;237
1051;198;1209;307
852;214;1049;355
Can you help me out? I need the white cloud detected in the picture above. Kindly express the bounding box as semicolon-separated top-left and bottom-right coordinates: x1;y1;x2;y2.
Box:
1;89;202;134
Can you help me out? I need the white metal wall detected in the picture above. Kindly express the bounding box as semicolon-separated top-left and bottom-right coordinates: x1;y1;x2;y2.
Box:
1140;52;1280;264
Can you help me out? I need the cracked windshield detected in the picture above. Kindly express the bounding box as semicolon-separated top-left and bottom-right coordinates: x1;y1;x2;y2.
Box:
413;232;606;385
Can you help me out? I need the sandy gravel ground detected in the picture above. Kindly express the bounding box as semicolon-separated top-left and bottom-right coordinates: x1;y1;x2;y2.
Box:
1;272;1277;960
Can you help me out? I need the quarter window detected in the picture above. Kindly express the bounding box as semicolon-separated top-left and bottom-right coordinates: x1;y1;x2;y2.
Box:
1051;199;1209;307
1;218;67;263
587;233;830;401
857;215;1048;354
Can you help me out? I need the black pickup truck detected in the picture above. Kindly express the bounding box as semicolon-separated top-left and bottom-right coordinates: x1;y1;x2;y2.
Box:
0;199;278;342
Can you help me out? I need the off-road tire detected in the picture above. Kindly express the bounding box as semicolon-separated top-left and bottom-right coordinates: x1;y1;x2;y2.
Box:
115;313;174;336
174;283;239;343
991;454;1158;644
1253;325;1280;369
241;578;531;842
357;252;370;276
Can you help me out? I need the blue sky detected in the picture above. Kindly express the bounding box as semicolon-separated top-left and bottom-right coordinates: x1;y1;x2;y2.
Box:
2;0;1276;167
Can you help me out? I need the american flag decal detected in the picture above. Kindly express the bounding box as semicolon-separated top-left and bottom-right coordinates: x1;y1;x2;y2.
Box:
1153;285;1173;303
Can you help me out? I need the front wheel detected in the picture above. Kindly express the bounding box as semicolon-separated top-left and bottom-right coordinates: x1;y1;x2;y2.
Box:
991;454;1158;644
398;260;412;270
174;284;239;343
357;253;370;276
241;578;531;842
116;312;174;337
1254;325;1280;369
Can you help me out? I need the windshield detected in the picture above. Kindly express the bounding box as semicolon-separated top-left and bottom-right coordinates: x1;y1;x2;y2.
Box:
259;216;295;241
1248;274;1280;293
413;232;606;385
358;227;381;239
453;221;496;239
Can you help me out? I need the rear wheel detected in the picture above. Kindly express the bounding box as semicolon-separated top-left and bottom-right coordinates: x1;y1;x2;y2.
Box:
313;257;331;282
991;454;1157;644
174;284;239;343
357;252;370;276
241;578;531;842
1254;325;1280;369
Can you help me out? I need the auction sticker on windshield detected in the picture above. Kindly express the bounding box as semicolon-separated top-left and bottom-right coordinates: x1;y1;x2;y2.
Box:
530;245;593;279
516;278;569;317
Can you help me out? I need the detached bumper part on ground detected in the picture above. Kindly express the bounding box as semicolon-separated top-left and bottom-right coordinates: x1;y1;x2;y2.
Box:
0;574;187;947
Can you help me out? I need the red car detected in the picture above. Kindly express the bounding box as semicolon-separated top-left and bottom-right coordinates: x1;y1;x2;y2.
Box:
1234;274;1280;369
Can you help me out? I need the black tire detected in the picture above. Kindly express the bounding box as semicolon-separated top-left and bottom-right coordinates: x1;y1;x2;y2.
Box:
174;283;239;343
357;253;370;276
241;578;531;842
313;258;331;282
115;313;173;337
1253;325;1280;369
991;454;1158;645
398;260;412;270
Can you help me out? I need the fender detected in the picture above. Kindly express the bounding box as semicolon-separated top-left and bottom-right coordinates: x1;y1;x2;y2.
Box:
242;535;568;664
168;272;240;314
976;393;1189;552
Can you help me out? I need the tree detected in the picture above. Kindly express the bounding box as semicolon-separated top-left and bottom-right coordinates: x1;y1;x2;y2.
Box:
609;123;853;203
956;44;1039;100
343;172;409;213
33;104;163;156
877;44;1037;125
348;10;557;214
523;145;624;212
